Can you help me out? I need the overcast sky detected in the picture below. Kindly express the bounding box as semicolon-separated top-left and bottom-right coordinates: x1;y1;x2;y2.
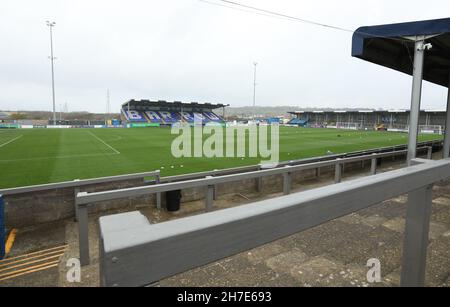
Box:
1;0;449;113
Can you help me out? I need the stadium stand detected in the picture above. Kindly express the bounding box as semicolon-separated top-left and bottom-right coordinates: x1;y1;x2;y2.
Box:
288;109;447;133
122;110;148;123
121;100;226;126
287;118;308;127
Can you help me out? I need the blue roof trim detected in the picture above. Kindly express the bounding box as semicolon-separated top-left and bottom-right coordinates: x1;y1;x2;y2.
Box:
352;18;450;56
352;18;450;87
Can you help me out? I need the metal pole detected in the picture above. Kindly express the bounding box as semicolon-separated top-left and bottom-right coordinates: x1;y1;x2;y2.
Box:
47;21;57;126
370;154;377;175
213;184;217;201
283;171;291;195
253;62;257;121
427;146;432;160
77;204;90;266
401;185;433;287
205;185;214;212
443;75;450;159
407;39;426;165
155;173;162;210
74;187;80;222
334;160;342;183
256;165;262;192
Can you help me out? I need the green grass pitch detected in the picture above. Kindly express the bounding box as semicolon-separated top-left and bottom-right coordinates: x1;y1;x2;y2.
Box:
0;127;441;188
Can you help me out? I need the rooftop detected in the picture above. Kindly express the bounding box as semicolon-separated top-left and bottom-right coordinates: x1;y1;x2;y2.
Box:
352;18;450;88
122;99;228;110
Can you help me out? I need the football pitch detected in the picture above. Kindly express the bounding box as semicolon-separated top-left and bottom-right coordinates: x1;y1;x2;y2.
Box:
0;127;441;188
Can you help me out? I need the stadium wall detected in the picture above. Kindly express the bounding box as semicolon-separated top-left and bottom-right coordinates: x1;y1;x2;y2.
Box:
3;179;155;227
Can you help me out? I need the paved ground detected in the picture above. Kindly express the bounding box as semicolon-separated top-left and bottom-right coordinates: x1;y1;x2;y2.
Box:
1;154;450;287
155;182;450;287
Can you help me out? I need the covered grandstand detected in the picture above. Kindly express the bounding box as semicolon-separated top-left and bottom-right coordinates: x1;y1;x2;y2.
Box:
288;109;447;133
121;100;227;126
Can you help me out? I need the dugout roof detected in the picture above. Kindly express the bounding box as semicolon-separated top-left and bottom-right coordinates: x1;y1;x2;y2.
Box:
352;18;450;87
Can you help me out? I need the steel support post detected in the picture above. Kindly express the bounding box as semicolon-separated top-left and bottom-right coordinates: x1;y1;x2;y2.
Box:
256;165;263;192
74;187;80;222
427;146;432;160
401;185;433;287
205;185;214;212
371;155;377;175
334;160;342;183
407;39;426;165
155;173;161;210
78;204;90;266
283;172;291;195
443;76;450;159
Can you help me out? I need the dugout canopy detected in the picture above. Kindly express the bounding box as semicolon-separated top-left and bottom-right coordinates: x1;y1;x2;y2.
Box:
352;18;450;161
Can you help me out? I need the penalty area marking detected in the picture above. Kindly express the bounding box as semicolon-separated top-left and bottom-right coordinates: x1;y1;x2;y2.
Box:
87;131;121;154
0;135;23;148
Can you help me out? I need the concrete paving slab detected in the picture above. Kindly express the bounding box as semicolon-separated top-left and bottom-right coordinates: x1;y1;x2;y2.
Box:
265;249;310;274
289;256;342;287
431;206;450;224
245;243;292;265
358;200;406;220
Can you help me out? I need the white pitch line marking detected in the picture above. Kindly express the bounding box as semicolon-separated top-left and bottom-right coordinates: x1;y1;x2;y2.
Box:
0;152;118;163
87;131;120;154
0;135;23;148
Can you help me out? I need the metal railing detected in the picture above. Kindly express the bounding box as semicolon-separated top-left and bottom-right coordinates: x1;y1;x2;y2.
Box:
0;170;161;223
98;158;450;287
76;146;432;265
0;170;161;196
0;139;439;196
157;140;441;183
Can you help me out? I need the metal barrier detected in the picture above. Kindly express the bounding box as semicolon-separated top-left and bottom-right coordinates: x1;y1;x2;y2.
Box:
158;140;440;183
0;170;161;196
0;170;161;223
98;158;450;287
76;146;432;265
